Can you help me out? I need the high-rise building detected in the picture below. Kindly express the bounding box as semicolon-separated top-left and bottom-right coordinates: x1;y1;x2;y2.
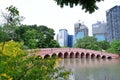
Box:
68;35;73;47
106;5;120;42
74;22;88;44
92;21;107;41
57;29;68;47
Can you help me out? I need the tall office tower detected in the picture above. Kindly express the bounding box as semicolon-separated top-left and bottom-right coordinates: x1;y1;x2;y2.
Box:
106;5;120;42
74;22;88;44
68;35;73;47
57;29;68;47
92;21;107;41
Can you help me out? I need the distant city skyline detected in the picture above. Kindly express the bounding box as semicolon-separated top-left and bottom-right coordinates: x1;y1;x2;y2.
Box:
0;0;120;36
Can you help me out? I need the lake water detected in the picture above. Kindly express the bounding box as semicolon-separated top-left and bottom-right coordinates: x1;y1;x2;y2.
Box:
58;58;120;80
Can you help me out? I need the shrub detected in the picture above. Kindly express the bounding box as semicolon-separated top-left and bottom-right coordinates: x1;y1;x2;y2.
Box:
0;41;69;80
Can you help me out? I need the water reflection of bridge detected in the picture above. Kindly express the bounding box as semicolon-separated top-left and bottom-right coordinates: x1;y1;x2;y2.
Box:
58;59;120;68
33;48;119;59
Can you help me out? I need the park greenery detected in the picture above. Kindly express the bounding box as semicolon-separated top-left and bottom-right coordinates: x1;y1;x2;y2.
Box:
0;5;69;80
74;36;102;50
74;36;120;54
0;41;70;80
0;5;60;49
14;25;60;49
0;24;60;49
107;40;120;54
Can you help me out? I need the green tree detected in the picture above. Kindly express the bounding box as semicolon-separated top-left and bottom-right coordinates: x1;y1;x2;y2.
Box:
0;41;70;80
1;5;23;50
74;36;101;50
0;27;10;43
2;5;23;40
86;43;101;50
49;40;60;48
24;29;37;49
14;25;29;42
14;25;59;48
54;0;103;13
98;40;110;50
107;40;120;54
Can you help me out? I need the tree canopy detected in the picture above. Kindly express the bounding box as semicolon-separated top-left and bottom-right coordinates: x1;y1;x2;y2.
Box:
0;5;60;49
0;41;69;80
0;5;68;80
74;36;102;51
98;40;110;50
1;24;60;49
54;0;104;13
14;25;60;49
74;36;120;54
107;40;120;54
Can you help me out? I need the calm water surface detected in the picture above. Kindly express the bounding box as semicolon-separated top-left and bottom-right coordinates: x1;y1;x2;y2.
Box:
58;58;120;80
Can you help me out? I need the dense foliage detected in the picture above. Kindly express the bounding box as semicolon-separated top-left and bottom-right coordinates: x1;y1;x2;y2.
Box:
14;25;60;49
0;41;69;80
74;36;102;51
54;0;104;13
0;27;10;43
73;36;120;54
0;24;60;49
0;5;60;49
0;5;68;80
98;40;110;50
107;40;120;54
2;5;23;41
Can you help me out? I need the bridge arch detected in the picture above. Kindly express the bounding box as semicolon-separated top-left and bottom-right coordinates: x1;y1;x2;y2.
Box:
91;54;95;59
81;52;85;58
64;52;69;58
51;53;57;58
70;52;74;58
58;52;63;58
75;52;80;58
102;55;106;59
86;53;90;58
44;54;50;59
96;55;101;59
107;56;112;59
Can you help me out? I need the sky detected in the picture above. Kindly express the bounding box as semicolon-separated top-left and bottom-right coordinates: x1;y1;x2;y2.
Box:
0;0;120;38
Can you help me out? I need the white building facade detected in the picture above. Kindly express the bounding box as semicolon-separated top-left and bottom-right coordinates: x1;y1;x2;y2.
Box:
57;29;68;47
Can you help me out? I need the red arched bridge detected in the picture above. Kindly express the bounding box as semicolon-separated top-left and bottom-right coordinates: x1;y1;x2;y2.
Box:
29;48;119;59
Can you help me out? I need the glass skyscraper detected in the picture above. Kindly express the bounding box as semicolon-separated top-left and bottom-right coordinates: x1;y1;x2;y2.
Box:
106;5;120;42
57;29;68;47
68;35;73;47
74;23;88;44
92;21;107;41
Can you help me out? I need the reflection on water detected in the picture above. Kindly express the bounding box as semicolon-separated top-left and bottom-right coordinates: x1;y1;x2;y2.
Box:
58;59;120;80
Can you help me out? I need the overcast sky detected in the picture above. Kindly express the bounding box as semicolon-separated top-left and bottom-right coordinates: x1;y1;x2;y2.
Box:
0;0;120;37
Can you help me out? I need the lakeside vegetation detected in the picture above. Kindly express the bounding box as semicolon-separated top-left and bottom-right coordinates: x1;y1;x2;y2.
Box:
74;36;120;54
0;5;69;80
0;41;70;80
